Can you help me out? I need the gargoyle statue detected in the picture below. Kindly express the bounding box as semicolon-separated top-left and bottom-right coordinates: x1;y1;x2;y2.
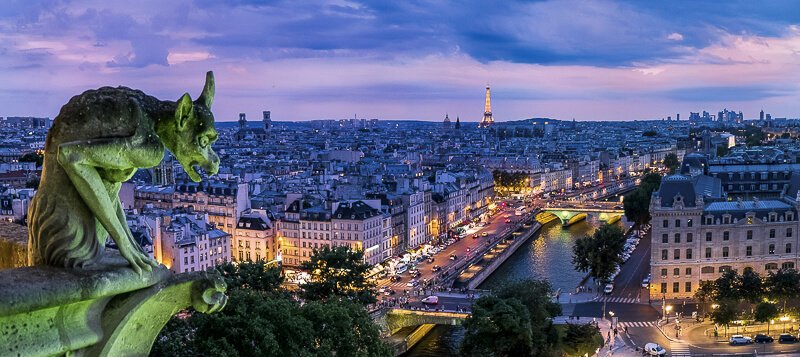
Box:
28;71;220;274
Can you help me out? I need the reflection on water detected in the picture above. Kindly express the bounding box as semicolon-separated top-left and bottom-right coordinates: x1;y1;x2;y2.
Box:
404;218;612;357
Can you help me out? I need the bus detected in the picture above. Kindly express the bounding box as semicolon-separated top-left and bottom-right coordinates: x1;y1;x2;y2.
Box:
515;206;526;216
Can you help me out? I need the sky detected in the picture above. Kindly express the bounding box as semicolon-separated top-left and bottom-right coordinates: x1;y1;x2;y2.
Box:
0;0;799;122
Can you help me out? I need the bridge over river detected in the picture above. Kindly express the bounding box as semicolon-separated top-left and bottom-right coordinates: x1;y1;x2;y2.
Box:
538;200;625;227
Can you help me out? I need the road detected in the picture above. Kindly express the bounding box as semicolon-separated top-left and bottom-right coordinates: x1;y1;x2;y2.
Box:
375;199;527;301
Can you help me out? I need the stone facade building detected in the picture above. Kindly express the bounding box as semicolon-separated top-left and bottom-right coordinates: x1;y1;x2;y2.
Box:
650;174;800;299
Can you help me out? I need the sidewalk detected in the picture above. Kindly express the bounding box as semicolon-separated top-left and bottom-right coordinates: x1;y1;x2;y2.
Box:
595;319;640;356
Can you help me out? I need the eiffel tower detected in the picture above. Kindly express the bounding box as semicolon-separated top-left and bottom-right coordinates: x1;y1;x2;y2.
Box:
478;85;494;128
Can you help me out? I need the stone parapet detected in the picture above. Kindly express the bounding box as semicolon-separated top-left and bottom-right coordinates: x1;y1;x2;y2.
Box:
0;252;226;357
0;221;28;269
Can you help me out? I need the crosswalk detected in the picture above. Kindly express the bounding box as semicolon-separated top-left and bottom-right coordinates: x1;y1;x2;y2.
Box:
616;321;655;328
596;296;641;304
669;340;691;357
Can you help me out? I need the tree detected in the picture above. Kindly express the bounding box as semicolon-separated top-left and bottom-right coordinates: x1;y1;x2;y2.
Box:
623;173;662;224
18;152;43;166
766;268;800;310
216;260;284;293
494;279;562;354
710;300;738;336
737;269;763;303
572;224;625;283
694;280;716;315
753;302;780;335
560;323;603;356
300;245;376;305
152;261;391;357
714;270;742;302
663;153;679;174
461;295;534;357
716;145;729;157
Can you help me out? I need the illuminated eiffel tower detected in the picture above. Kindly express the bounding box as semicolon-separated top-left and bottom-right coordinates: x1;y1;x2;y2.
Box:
478;85;494;128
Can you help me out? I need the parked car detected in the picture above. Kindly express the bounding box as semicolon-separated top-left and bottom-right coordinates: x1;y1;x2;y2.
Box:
729;335;753;345
604;284;614;294
779;333;797;343
641;277;651;288
421;296;439;305
754;334;774;343
643;343;666;356
427;257;434;264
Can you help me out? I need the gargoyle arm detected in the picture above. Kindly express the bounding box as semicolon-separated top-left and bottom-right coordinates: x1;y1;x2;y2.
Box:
57;137;158;274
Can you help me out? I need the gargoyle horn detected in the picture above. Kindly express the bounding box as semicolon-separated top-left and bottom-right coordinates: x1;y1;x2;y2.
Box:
198;71;214;109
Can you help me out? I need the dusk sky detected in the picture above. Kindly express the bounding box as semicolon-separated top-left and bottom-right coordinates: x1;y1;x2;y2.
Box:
1;0;799;122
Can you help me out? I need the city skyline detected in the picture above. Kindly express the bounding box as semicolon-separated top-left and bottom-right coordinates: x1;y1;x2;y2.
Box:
1;1;799;121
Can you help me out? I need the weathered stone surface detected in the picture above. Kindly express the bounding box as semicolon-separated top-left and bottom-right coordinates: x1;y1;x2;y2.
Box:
28;71;220;273
0;221;28;269
0;252;226;357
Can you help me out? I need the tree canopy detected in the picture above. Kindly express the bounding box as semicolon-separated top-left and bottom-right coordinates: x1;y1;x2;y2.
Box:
663;153;679;174
623;172;661;223
572;224;626;282
300;245;377;305
151;260;390;357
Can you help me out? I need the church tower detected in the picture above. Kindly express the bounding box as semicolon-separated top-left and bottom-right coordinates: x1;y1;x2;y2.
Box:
263;110;271;131
443;113;451;129
238;113;247;129
478;85;494;127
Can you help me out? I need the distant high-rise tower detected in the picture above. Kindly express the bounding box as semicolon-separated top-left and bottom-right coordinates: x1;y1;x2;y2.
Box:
479;85;494;128
443;113;451;129
263;110;271;130
238;113;247;129
760;109;765;121
455;116;461;130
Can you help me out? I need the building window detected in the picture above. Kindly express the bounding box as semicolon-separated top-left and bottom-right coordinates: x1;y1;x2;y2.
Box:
701;266;714;274
788;228;793;237
663;220;668;228
706;217;712;225
723;231;729;241
673;282;680;293
705;247;712;258
686;268;692;275
662;234;668;244
662;250;668;260
687;233;693;243
687;219;693;228
747;230;753;240
675;219;681;228
674;234;681;243
661;268;667;276
783;262;795;270
719;265;732;273
661;283;667;293
674;249;680;260
706;232;712;241
769;244;775;254
787;243;792;254
746;246;752;256
766;263;778;270
685;282;692;293
674;268;680;276
686;249;692;259
770;229;776;238
722;247;729;258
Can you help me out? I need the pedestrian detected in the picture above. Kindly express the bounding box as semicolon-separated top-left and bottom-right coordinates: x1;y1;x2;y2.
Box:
624;326;628;334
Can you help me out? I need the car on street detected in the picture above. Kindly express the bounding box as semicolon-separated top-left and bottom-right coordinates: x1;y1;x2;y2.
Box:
426;257;434;263
449;254;457;260
471;234;478;239
481;232;489;237
406;280;419;287
431;265;441;272
754;334;774;343
603;284;614;294
421;296;439;305
504;219;512;223
643;343;666;356
779;333;797;343
641;277;651;288
729;335;753;345
383;288;395;295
